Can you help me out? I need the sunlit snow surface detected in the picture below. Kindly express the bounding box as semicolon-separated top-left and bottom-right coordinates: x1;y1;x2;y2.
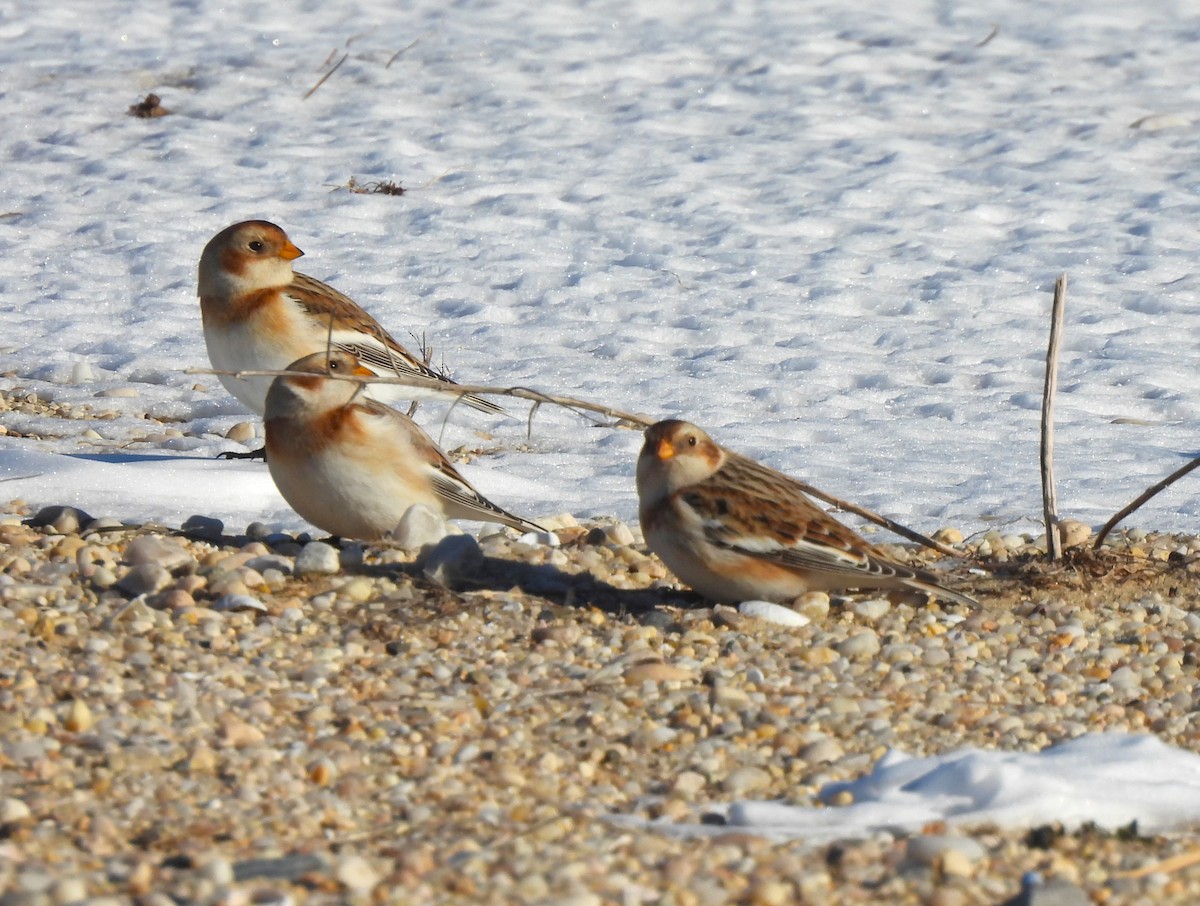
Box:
3;0;1200;535
634;733;1200;842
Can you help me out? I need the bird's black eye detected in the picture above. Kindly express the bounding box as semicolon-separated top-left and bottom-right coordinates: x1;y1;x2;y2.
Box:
248;239;265;253
687;435;697;447
328;359;340;371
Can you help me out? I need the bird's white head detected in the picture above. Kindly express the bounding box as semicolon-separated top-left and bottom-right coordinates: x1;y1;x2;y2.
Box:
198;220;304;300
636;419;725;505
264;349;375;419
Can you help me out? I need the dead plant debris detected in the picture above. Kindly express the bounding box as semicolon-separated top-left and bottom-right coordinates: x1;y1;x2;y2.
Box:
128;94;170;118
344;176;406;196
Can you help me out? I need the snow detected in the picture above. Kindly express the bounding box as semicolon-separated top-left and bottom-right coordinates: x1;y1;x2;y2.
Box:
2;0;1200;836
709;732;1200;843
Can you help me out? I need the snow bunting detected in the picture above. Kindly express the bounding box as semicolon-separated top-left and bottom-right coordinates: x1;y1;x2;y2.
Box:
263;350;541;540
636;419;976;607
198;220;501;416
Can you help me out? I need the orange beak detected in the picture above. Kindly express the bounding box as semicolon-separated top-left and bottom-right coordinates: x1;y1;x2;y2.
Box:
352;365;375;377
280;241;304;261
655;438;675;460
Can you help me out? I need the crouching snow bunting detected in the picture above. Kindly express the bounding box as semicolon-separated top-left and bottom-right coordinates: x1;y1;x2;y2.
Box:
636;419;976;607
263;351;541;540
198;220;501;416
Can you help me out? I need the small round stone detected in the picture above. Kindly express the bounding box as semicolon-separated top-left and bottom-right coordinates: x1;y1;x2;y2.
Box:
295;542;341;576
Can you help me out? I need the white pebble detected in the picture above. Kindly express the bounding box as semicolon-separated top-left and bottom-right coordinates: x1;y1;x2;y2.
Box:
852;598;891;621
212;594;268;613
421;534;484;585
905;834;986;866
520;529;560;547
225;421;256;443
0;797;30;822
295;542;341;575
334;854;381;894
606;521;635;545
739;600;810;627
390;504;449;550
723;765;772;796
836;630;880;658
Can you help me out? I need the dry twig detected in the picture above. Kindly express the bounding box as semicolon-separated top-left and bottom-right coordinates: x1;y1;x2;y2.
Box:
386;37;423;68
975;24;1000;48
189;366;966;559
1116;846;1200;879
303;52;348;100
1041;274;1066;560
1093;455;1200;549
128;94;170;118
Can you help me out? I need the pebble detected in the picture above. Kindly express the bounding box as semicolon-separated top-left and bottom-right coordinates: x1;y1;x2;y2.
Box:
738;600;810;627
294;542;341;575
116;563;172;596
0;508;1197;905
225;422;256;443
606;521;636;546
244;554;293;576
420;534;484;585
333;854;380;894
125;536;193;572
1056;519;1092;550
904;834;986;868
27;505;92;535
48;878;86;904
0;798;30;822
212;594;268;613
1002;874;1092;906
63;699;93;733
181;514;225;540
799;737;843;764
391;504;450;550
232;854;327;882
90;566;118;589
836;629;881;658
851;597;891;621
795;591;831;620
723;766;772;796
624;662;695;684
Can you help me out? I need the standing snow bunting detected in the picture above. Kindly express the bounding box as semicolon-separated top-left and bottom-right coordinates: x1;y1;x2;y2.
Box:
198;220;501;416
636;419;976;607
263;350;540;540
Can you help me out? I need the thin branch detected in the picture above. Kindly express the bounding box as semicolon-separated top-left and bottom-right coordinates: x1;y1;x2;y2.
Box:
1094;455;1200;549
188;368;966;559
1116;846;1200;879
789;485;966;560
975;24;1000;48
187;366;655;427
302;52;348;100
1041;274;1066;561
386;37;423;68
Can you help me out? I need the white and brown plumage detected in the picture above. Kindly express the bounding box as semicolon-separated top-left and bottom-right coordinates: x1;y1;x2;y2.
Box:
198;220;501;416
263;351;540;540
636;419;976;607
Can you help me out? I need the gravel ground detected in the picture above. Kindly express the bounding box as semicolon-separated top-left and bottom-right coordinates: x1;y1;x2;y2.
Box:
2;491;1200;905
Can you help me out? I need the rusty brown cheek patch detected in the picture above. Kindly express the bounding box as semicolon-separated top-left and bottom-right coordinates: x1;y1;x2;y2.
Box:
219;245;249;279
201;288;285;330
307;406;372;457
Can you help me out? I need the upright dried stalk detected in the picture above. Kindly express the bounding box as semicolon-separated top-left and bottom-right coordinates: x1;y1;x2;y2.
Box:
1041;275;1067;560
